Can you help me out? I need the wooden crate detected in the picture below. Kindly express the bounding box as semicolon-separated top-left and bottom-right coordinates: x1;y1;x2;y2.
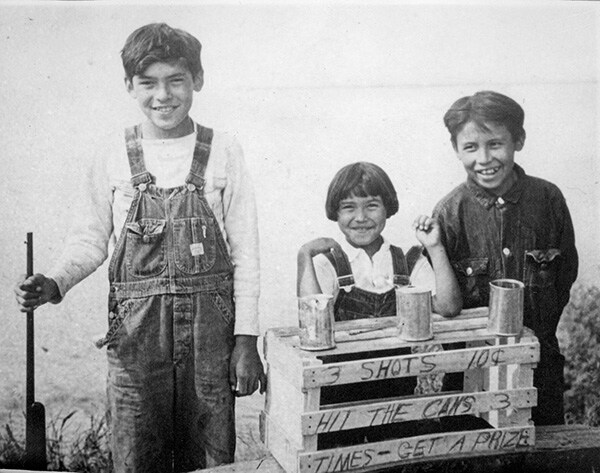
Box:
260;307;539;473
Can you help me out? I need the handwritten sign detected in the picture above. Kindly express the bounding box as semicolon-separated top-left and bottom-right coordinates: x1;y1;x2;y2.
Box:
299;426;534;473
303;342;539;389
302;388;535;434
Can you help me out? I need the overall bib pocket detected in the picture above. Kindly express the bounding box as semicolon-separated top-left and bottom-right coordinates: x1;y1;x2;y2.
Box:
453;257;489;307
125;218;167;277
173;217;217;274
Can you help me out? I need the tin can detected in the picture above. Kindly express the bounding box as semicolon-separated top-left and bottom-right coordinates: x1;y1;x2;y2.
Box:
488;279;524;336
298;294;336;351
395;286;433;341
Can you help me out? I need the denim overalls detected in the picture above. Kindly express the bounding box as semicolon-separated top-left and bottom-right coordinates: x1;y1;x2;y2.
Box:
319;245;425;446
325;244;418;321
99;124;236;472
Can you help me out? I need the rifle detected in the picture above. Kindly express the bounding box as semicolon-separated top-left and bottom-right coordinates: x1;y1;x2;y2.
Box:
24;232;47;470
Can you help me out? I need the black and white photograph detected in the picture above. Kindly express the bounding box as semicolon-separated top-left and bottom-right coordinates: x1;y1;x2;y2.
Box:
1;1;599;472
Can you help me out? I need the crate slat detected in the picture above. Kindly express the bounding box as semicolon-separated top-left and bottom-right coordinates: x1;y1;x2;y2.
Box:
298;425;535;473
303;341;539;389
301;387;535;435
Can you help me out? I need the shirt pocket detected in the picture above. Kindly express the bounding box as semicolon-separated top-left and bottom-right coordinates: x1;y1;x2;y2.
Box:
125;218;167;277
453;257;490;308
523;249;561;289
173;217;217;274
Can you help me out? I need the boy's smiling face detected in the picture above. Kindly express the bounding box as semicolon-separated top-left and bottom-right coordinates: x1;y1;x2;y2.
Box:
337;194;387;258
454;120;524;196
126;59;203;139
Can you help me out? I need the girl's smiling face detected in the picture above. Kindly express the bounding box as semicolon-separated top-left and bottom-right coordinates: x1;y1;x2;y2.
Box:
126;59;203;139
337;194;387;258
455;120;524;196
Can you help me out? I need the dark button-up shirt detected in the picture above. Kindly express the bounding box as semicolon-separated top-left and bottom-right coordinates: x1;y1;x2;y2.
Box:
433;164;578;346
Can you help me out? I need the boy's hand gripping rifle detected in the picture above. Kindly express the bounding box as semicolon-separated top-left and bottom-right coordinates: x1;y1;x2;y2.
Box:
24;233;47;470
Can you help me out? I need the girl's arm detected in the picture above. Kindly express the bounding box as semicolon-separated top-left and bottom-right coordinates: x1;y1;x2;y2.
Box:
297;238;341;297
413;215;462;317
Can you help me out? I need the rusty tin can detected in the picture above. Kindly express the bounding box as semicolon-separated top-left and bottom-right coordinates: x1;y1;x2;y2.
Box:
298;294;336;351
488;279;524;336
395;286;433;341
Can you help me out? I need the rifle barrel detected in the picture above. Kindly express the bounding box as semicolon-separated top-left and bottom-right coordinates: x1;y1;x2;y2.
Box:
26;232;34;409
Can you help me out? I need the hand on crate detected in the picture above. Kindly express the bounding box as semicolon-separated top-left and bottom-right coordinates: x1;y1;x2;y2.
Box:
298;237;343;258
297;238;343;296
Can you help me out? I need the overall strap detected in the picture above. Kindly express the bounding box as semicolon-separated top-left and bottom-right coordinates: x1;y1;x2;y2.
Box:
125;125;153;188
324;247;355;291
186;124;214;189
405;245;424;274
390;245;411;286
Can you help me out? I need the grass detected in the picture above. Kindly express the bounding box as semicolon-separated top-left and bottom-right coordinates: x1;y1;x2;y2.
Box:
0;410;112;472
561;281;600;427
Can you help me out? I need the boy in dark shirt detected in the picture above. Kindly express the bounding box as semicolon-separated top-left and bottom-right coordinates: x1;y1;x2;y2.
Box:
434;90;578;425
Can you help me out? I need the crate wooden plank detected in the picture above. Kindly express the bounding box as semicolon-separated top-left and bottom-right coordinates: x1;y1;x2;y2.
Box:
266;366;314;445
261;411;301;473
303;341;539;389
271;328;537;358
266;309;537;356
301;388;535;435
463;339;486;393
265;330;323;390
298;425;535;473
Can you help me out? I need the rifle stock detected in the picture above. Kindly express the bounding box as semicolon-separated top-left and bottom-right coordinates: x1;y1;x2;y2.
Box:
24;232;47;470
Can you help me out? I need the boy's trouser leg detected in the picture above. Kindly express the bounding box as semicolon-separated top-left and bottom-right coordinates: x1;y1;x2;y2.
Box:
106;296;175;473
107;351;175;473
174;291;235;471
106;292;236;473
533;343;566;425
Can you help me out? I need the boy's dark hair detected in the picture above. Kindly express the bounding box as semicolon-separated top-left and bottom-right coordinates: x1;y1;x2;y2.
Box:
325;162;399;221
121;23;203;81
443;90;525;147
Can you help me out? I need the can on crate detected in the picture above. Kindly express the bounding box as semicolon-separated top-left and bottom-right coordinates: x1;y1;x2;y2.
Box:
395;286;433;341
297;294;336;351
488;279;524;336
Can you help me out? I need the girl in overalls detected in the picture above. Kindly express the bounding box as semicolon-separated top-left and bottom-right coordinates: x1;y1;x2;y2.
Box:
296;162;462;447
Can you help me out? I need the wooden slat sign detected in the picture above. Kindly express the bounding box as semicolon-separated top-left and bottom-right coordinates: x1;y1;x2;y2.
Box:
301;388;536;435
303;342;539;389
298;426;535;473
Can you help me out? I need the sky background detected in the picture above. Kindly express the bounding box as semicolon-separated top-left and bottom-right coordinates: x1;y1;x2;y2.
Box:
0;0;598;425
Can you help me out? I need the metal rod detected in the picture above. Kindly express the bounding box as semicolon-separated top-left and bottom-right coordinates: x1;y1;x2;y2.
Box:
26;232;34;408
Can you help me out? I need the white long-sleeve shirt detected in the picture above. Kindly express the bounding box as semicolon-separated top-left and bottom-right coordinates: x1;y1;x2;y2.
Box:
48;126;260;336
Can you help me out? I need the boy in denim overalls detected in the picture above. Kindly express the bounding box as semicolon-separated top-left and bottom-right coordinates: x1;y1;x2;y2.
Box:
15;23;266;472
434;90;579;425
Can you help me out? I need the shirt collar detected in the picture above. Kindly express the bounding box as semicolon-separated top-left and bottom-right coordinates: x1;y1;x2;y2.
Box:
339;236;391;263
466;163;526;209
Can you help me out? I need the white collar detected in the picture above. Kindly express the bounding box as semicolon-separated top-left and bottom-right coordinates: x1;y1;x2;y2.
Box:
339;235;391;262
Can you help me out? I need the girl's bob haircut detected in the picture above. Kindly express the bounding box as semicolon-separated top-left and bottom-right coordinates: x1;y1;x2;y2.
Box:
443;90;525;147
325;162;399;221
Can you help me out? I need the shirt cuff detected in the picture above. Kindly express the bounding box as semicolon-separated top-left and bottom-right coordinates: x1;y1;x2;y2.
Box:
233;295;260;336
46;271;69;303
